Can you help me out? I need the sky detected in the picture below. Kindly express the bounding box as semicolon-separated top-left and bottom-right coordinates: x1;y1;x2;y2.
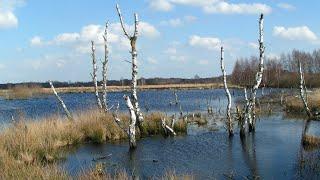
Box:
0;0;319;83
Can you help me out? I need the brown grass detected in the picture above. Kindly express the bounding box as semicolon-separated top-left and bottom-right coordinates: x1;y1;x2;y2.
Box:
0;110;187;179
302;135;320;147
78;166;194;180
0;83;241;98
3;84;45;99
285;89;320;114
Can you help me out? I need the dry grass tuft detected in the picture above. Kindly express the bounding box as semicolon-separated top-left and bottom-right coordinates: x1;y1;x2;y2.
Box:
285;90;320;115
303;135;320;147
0;110;187;179
4;84;44;99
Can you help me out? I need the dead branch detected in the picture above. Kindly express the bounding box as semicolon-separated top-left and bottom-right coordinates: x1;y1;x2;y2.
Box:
49;81;73;120
91;41;103;109
102;22;109;111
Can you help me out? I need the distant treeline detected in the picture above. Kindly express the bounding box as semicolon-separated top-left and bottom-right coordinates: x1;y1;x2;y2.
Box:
231;49;320;88
0;77;222;89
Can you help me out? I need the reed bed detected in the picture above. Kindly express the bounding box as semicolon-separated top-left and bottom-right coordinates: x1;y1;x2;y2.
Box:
285;90;320;114
0;109;187;179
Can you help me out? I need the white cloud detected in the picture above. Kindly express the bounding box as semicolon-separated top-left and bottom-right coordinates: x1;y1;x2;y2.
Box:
161;18;182;27
277;3;295;11
203;2;272;14
30;36;43;46
189;35;221;51
164;47;177;54
184;15;197;22
54;33;80;43
248;42;259;49
0;63;6;69
147;57;158;64
169;55;187;62
273;26;318;41
171;0;218;7
149;0;271;15
198;59;209;65
139;22;160;38
149;0;173;11
160;15;197;27
31;21;159;53
0;0;24;29
0;11;18;28
267;53;280;59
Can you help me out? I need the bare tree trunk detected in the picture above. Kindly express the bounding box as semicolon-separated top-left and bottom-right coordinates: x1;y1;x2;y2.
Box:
124;95;137;149
102;22;109;111
91;41;103;109
249;14;265;132
299;61;312;118
220;46;233;137
116;4;144;126
49;81;73;120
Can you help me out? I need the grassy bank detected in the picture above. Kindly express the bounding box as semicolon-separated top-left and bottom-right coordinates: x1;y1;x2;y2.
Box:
0;83;241;98
0;110;187;179
285;89;320;115
2;84;45;99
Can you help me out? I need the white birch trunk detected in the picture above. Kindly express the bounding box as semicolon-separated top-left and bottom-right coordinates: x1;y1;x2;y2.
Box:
124;95;137;149
49;81;73;120
299;61;312;118
116;4;144;124
91;41;103;109
102;22;109;111
248;14;265;132
220;46;233;137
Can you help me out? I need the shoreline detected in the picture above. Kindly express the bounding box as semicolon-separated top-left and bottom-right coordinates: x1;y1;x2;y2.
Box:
0;83;241;97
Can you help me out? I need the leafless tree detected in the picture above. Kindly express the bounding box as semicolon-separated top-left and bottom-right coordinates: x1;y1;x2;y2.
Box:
220;46;233;137
91;41;103;109
298;60;312;118
116;4;144;125
247;14;265;132
102;22;109;111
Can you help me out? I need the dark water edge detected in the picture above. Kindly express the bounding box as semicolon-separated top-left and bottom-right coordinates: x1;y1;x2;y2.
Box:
62;114;320;179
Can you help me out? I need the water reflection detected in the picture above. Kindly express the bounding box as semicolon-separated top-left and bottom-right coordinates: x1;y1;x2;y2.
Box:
240;134;259;179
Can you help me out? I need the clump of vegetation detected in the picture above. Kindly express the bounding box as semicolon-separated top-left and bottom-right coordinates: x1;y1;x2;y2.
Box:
0;109;187;178
78;166;194;180
3;84;44;100
303;135;320;147
285;90;320;115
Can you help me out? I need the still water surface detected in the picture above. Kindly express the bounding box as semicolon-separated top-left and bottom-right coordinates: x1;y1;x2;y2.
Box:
0;88;319;179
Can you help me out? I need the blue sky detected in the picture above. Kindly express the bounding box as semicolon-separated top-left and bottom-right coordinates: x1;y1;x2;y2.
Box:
0;0;319;83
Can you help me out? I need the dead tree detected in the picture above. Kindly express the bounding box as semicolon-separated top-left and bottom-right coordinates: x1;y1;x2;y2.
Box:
220;46;234;137
101;22;109;111
113;96;137;149
247;14;265;132
49;81;73;120
298;61;312;118
161;115;176;136
91;41;103;109
116;4;144;125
